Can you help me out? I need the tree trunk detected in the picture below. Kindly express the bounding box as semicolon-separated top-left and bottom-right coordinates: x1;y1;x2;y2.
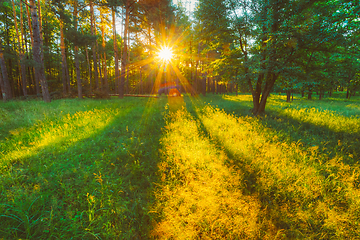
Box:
101;22;108;97
0;40;12;100
19;0;29;96
0;68;4;101
254;74;277;115
85;46;91;94
140;67;143;94
212;78;215;94
119;3;129;99
307;87;312;100
98;52;103;91
126;29;130;94
60;20;69;96
73;2;82;99
29;0;50;102
90;1;99;90
286;90;291;102
207;77;211;94
319;89;323;100
202;74;206;96
25;0;40;95
12;0;27;97
112;6;120;96
65;47;71;93
194;41;200;94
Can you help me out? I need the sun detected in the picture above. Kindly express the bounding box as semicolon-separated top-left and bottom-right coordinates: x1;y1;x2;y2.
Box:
158;46;173;61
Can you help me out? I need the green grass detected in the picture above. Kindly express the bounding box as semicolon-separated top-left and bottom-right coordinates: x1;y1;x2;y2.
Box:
1;93;359;239
0;97;167;239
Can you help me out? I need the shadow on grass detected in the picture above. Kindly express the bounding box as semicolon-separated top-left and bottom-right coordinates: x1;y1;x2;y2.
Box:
0;98;167;239
204;94;359;165
187;100;336;238
186;102;288;237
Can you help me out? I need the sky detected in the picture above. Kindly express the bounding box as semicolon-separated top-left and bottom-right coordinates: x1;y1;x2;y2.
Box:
172;0;198;16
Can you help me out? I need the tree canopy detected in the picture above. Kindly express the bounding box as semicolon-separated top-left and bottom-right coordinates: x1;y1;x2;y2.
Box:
0;0;359;113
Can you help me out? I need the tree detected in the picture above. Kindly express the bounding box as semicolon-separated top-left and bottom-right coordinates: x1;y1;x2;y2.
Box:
73;0;82;99
90;0;99;91
119;0;130;98
99;4;109;97
11;0;28;97
196;0;359;114
0;39;12;101
112;5;120;95
29;0;51;102
25;0;40;95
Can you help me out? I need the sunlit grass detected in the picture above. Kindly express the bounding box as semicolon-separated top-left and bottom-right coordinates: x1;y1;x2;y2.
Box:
152;107;260;239
194;104;360;238
1;108;127;170
1;94;359;238
221;94;360;161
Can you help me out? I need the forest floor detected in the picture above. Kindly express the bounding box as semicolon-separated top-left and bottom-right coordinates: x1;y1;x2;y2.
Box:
0;92;360;239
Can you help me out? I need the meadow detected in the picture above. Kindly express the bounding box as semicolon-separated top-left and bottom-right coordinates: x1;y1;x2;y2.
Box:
0;92;359;239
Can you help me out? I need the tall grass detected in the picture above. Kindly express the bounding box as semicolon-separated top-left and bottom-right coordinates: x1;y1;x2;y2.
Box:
221;94;359;163
0;97;166;239
1;93;359;239
152;107;260;239
194;104;360;238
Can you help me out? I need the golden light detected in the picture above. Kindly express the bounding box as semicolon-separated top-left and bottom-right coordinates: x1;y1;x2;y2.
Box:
158;46;173;61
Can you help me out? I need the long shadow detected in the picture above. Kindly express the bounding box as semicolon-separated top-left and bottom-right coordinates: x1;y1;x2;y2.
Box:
207;95;359;165
186;99;345;238
186;102;300;237
0;98;167;239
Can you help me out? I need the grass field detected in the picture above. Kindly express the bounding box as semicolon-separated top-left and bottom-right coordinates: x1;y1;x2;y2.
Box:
0;93;359;239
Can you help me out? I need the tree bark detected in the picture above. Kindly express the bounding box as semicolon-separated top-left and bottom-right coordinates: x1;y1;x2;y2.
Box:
90;1;99;90
119;3;129;99
0;68;4;101
60;20;69;96
73;2;82;99
12;0;27;97
112;6;120;95
85;45;91;94
286;90;291;102
202;74;206;96
254;74;277;115
19;0;29;96
25;0;40;95
307;87;312;100
101;20;108;97
29;0;50;102
98;51;103;90
0;40;12;100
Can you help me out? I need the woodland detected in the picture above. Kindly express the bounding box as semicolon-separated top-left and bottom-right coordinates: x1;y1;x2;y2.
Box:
0;0;359;114
1;0;360;238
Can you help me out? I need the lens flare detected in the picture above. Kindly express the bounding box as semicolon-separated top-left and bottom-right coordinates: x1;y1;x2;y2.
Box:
158;46;173;61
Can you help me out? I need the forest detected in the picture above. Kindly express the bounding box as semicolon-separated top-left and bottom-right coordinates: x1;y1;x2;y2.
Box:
1;0;360;239
0;0;359;114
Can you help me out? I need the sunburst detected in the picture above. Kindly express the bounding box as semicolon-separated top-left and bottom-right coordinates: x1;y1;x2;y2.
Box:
157;46;173;62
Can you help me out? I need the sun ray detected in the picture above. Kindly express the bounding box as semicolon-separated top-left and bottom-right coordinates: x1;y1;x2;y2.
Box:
157;46;173;62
